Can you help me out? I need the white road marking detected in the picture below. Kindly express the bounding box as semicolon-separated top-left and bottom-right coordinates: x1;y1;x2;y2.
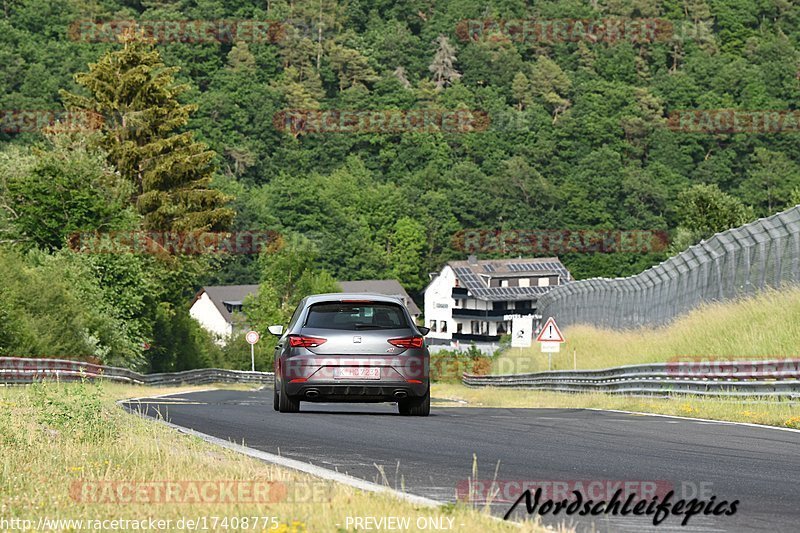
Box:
584;408;800;434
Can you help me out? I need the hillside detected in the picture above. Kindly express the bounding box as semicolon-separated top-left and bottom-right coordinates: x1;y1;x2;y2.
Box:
2;0;800;290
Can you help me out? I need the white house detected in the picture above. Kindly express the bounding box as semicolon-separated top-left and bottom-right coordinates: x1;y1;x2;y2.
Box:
423;255;570;350
190;285;258;344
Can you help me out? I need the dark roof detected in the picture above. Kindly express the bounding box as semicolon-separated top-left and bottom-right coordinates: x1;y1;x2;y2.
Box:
337;279;421;316
448;257;570;302
196;284;259;323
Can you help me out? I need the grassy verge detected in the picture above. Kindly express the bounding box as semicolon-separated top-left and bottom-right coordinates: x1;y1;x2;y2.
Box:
432;383;800;429
492;287;800;374
0;381;552;533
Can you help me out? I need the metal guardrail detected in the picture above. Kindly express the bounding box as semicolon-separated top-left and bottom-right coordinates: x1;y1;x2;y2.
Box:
0;357;274;386
463;359;800;398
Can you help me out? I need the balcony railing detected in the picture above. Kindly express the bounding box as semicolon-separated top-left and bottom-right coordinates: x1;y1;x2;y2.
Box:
451;286;469;297
451;308;509;318
452;332;501;343
451;308;538;319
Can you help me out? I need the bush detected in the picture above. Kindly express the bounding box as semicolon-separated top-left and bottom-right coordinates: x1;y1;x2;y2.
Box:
29;379;116;443
430;349;492;382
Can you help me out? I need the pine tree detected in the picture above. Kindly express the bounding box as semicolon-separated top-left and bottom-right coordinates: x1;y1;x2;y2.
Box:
326;42;379;91
226;41;257;72
428;35;461;90
529;56;572;123
61;30;234;232
511;71;531;111
393;66;412;89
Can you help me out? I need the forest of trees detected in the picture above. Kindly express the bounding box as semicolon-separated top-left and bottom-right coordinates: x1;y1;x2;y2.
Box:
1;0;799;370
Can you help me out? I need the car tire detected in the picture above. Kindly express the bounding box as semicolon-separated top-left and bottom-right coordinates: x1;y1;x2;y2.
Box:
398;386;430;417
277;376;301;413
273;376;279;411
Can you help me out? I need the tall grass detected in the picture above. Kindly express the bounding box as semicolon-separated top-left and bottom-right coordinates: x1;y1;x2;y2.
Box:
492;287;800;374
0;381;551;532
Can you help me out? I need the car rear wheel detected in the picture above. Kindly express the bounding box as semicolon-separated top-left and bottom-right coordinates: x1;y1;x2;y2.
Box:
273;377;279;411
277;377;301;413
398;386;430;416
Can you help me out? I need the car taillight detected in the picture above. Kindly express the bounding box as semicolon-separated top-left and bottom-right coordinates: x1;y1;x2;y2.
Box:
388;336;424;349
288;335;327;348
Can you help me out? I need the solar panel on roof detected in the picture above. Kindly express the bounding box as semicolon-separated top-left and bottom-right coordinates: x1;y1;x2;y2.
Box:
454;266;487;290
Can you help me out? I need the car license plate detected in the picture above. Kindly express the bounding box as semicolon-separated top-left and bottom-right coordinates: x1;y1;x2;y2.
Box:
334;367;380;380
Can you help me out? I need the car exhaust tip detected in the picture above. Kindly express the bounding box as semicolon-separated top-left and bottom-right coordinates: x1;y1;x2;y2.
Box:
305;389;320;399
393;390;408;399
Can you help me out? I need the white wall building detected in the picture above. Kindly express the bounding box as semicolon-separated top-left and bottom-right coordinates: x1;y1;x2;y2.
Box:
190;285;258;344
423;255;570;350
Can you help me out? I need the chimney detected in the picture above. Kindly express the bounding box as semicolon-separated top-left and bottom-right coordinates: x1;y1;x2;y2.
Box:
468;254;478;265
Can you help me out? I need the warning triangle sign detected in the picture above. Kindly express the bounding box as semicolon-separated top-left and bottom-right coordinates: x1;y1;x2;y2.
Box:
536;317;565;343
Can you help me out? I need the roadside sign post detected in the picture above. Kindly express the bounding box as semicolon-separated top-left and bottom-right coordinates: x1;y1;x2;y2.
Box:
245;330;260;372
510;315;533;348
536;317;565;371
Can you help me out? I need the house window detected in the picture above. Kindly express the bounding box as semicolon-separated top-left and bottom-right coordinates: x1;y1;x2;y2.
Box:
429;320;437;332
456;322;463;333
501;279;509;287
497;322;507;334
538;277;550;287
519;278;530;287
440;320;447;332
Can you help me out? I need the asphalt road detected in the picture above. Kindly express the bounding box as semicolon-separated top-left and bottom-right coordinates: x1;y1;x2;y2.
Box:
122;389;800;533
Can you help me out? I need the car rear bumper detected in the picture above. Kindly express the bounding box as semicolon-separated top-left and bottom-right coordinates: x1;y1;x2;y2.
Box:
284;380;428;402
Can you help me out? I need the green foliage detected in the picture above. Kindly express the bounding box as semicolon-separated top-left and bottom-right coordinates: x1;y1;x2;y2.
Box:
218;331;274;372
245;234;340;348
29;379;115;443
0;134;136;250
0;247;143;366
147;302;223;372
738;148;800;216
430;348;491;382
60;33;234;232
671;183;754;252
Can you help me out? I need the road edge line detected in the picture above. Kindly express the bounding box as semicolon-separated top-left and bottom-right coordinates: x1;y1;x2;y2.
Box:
117;400;442;508
582;407;800;433
124;387;221;403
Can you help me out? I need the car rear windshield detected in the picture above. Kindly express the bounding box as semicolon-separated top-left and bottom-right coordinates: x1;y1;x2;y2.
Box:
303;302;409;330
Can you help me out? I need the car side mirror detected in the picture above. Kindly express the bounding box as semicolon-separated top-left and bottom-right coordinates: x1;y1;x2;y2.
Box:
267;325;284;336
417;326;430;336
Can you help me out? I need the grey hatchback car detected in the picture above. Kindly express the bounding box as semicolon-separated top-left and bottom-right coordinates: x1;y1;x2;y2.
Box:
269;293;431;416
